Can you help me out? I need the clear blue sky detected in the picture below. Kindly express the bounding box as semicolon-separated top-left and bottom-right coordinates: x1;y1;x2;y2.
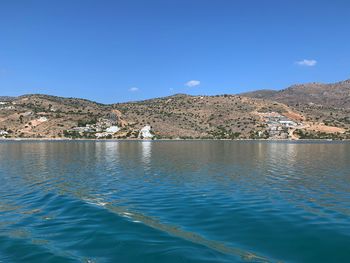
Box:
1;0;349;103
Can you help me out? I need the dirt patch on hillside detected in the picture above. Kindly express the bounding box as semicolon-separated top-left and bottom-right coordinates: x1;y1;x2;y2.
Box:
284;111;304;121
306;124;345;133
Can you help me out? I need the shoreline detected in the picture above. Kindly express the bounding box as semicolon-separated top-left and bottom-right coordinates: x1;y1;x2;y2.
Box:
1;138;349;142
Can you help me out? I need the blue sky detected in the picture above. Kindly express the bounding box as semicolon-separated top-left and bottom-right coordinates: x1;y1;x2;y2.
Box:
1;0;350;103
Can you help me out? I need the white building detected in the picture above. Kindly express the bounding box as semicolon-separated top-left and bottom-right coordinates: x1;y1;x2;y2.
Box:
279;120;297;127
105;126;120;133
139;125;154;139
38;117;48;122
95;132;111;138
0;130;8;136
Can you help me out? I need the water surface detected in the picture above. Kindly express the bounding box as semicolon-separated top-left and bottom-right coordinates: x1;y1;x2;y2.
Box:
0;141;350;262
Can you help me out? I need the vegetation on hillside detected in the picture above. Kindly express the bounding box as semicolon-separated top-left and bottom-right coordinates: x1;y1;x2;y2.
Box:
1;78;350;140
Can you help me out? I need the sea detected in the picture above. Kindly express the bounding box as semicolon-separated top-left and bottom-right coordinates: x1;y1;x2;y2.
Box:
0;140;349;262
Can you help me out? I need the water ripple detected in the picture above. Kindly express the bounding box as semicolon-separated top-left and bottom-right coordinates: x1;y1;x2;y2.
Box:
1;141;350;262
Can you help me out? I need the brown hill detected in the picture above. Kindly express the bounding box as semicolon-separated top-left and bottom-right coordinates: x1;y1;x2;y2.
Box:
0;94;112;138
114;94;299;139
0;93;307;139
241;79;350;109
239;90;278;99
240;79;350;135
1;79;350;140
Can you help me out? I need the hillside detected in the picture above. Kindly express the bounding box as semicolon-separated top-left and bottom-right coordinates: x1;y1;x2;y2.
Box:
240;79;350;138
0;94;112;138
1;79;350;140
241;79;350;108
0;93;309;140
277;79;350;109
239;90;278;99
114;94;301;139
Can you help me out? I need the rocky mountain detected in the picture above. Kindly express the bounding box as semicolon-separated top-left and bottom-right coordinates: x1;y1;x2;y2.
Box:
240;79;350;136
241;79;350;109
1;79;350;140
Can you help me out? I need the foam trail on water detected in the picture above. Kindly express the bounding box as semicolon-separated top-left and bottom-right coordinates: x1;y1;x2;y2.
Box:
85;196;277;263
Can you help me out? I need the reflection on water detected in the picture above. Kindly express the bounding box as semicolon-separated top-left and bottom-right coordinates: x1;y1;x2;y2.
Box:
0;141;350;263
141;141;152;167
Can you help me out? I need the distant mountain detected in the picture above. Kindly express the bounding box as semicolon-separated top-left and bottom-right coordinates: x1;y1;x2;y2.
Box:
0;96;16;102
241;79;350;109
239;90;278;99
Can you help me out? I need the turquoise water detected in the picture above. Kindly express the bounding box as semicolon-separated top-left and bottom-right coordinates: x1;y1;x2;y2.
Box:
0;141;350;262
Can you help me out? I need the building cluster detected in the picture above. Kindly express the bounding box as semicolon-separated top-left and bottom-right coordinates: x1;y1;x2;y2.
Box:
0;102;15;110
261;112;302;139
67;118;120;138
66;117;154;139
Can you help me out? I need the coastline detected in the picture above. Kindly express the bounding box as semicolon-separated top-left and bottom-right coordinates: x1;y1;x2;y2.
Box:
1;137;349;142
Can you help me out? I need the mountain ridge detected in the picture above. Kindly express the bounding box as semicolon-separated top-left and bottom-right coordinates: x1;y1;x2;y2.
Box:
1;79;350;140
240;78;350;108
